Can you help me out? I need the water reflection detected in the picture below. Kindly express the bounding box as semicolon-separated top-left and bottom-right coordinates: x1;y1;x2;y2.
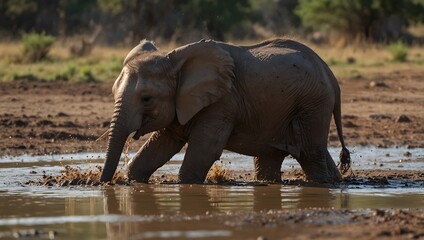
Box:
102;184;338;216
101;184;336;239
1;184;423;239
1;145;424;239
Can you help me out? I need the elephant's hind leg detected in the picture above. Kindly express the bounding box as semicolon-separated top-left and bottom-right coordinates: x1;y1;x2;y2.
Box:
254;155;285;182
292;105;341;183
297;147;341;183
326;150;342;182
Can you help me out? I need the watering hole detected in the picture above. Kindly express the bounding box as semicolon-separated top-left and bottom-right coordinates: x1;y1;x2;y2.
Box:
0;146;423;239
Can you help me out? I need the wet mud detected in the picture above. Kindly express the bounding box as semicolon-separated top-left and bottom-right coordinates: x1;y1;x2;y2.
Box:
30;165;128;187
0;148;422;239
24;164;424;189
1;175;424;239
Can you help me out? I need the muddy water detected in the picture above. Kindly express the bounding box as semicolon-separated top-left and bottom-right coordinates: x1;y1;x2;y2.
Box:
0;147;423;239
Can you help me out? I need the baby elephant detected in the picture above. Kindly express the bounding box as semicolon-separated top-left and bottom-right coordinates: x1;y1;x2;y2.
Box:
100;38;350;183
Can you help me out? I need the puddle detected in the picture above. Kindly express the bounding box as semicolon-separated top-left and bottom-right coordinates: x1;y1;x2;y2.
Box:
0;146;423;239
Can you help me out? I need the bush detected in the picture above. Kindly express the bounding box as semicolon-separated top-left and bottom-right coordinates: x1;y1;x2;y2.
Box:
388;41;408;62
77;65;96;82
53;62;77;81
295;0;424;43
21;32;56;62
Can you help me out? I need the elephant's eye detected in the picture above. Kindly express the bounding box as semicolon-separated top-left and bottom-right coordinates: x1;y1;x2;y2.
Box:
141;96;153;105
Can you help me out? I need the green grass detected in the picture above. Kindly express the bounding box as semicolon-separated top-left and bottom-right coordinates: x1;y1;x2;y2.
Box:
0;41;127;83
387;41;409;62
0;41;423;83
21;32;56;62
0;54;123;83
314;43;423;79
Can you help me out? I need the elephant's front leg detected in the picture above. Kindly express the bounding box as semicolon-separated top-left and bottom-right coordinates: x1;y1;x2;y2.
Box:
127;129;185;182
254;155;285;182
179;118;234;184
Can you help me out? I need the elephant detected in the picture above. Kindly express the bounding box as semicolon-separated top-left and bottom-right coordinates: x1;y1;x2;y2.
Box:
99;38;351;184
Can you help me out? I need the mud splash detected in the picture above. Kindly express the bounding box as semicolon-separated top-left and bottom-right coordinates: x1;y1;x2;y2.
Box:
1;146;422;186
34;165;128;186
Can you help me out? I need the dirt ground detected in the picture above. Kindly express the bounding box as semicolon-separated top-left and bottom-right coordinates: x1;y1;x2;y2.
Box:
214;208;424;239
0;69;423;156
1;69;424;239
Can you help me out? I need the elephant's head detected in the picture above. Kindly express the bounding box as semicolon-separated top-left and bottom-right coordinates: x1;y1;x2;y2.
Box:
100;40;235;182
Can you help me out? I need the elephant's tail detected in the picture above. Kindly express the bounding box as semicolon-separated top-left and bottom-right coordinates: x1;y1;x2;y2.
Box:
333;88;351;174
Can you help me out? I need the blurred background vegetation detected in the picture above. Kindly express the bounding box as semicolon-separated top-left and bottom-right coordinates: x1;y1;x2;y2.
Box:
1;0;424;82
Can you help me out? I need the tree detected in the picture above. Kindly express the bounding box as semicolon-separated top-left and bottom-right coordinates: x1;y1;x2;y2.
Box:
97;0;178;43
295;0;424;43
1;0;59;36
0;0;97;38
97;0;255;42
176;0;254;40
253;0;301;36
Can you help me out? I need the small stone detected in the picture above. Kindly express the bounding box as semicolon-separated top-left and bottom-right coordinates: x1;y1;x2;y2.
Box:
369;81;389;88
14;120;29;127
395;115;411;123
343;114;358;119
57;112;69;117
403;151;412;157
347;57;356;64
48;230;58;239
343;121;358;128
372;209;386;217
369;114;392;120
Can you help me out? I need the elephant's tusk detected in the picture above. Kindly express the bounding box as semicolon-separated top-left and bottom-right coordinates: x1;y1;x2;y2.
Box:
96;129;137;142
96;129;111;142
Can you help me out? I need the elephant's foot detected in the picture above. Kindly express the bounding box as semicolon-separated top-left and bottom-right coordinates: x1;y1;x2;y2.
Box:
127;159;154;183
178;176;205;184
178;166;208;184
302;168;340;183
304;171;341;183
254;156;284;182
178;159;212;184
127;168;151;183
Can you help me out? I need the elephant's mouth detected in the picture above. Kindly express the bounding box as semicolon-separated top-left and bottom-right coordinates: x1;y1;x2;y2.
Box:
133;128;143;140
133;118;149;140
132;115;157;140
132;116;147;140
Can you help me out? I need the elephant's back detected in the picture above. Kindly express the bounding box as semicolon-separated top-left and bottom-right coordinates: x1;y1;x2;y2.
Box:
237;40;332;101
229;39;336;139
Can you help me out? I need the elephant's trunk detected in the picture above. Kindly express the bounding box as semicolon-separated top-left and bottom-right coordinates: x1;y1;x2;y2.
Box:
100;101;131;182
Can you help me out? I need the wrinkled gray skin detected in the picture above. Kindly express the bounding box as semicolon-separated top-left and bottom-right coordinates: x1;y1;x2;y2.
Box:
100;38;350;183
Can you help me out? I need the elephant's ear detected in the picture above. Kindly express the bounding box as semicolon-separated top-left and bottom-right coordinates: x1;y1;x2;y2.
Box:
123;40;157;65
167;40;235;125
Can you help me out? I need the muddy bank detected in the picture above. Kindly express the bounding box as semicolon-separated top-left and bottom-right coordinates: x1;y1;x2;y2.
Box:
3;160;424;240
2;207;424;239
212;208;424;239
10;209;422;240
26;163;424;188
8;168;424;240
